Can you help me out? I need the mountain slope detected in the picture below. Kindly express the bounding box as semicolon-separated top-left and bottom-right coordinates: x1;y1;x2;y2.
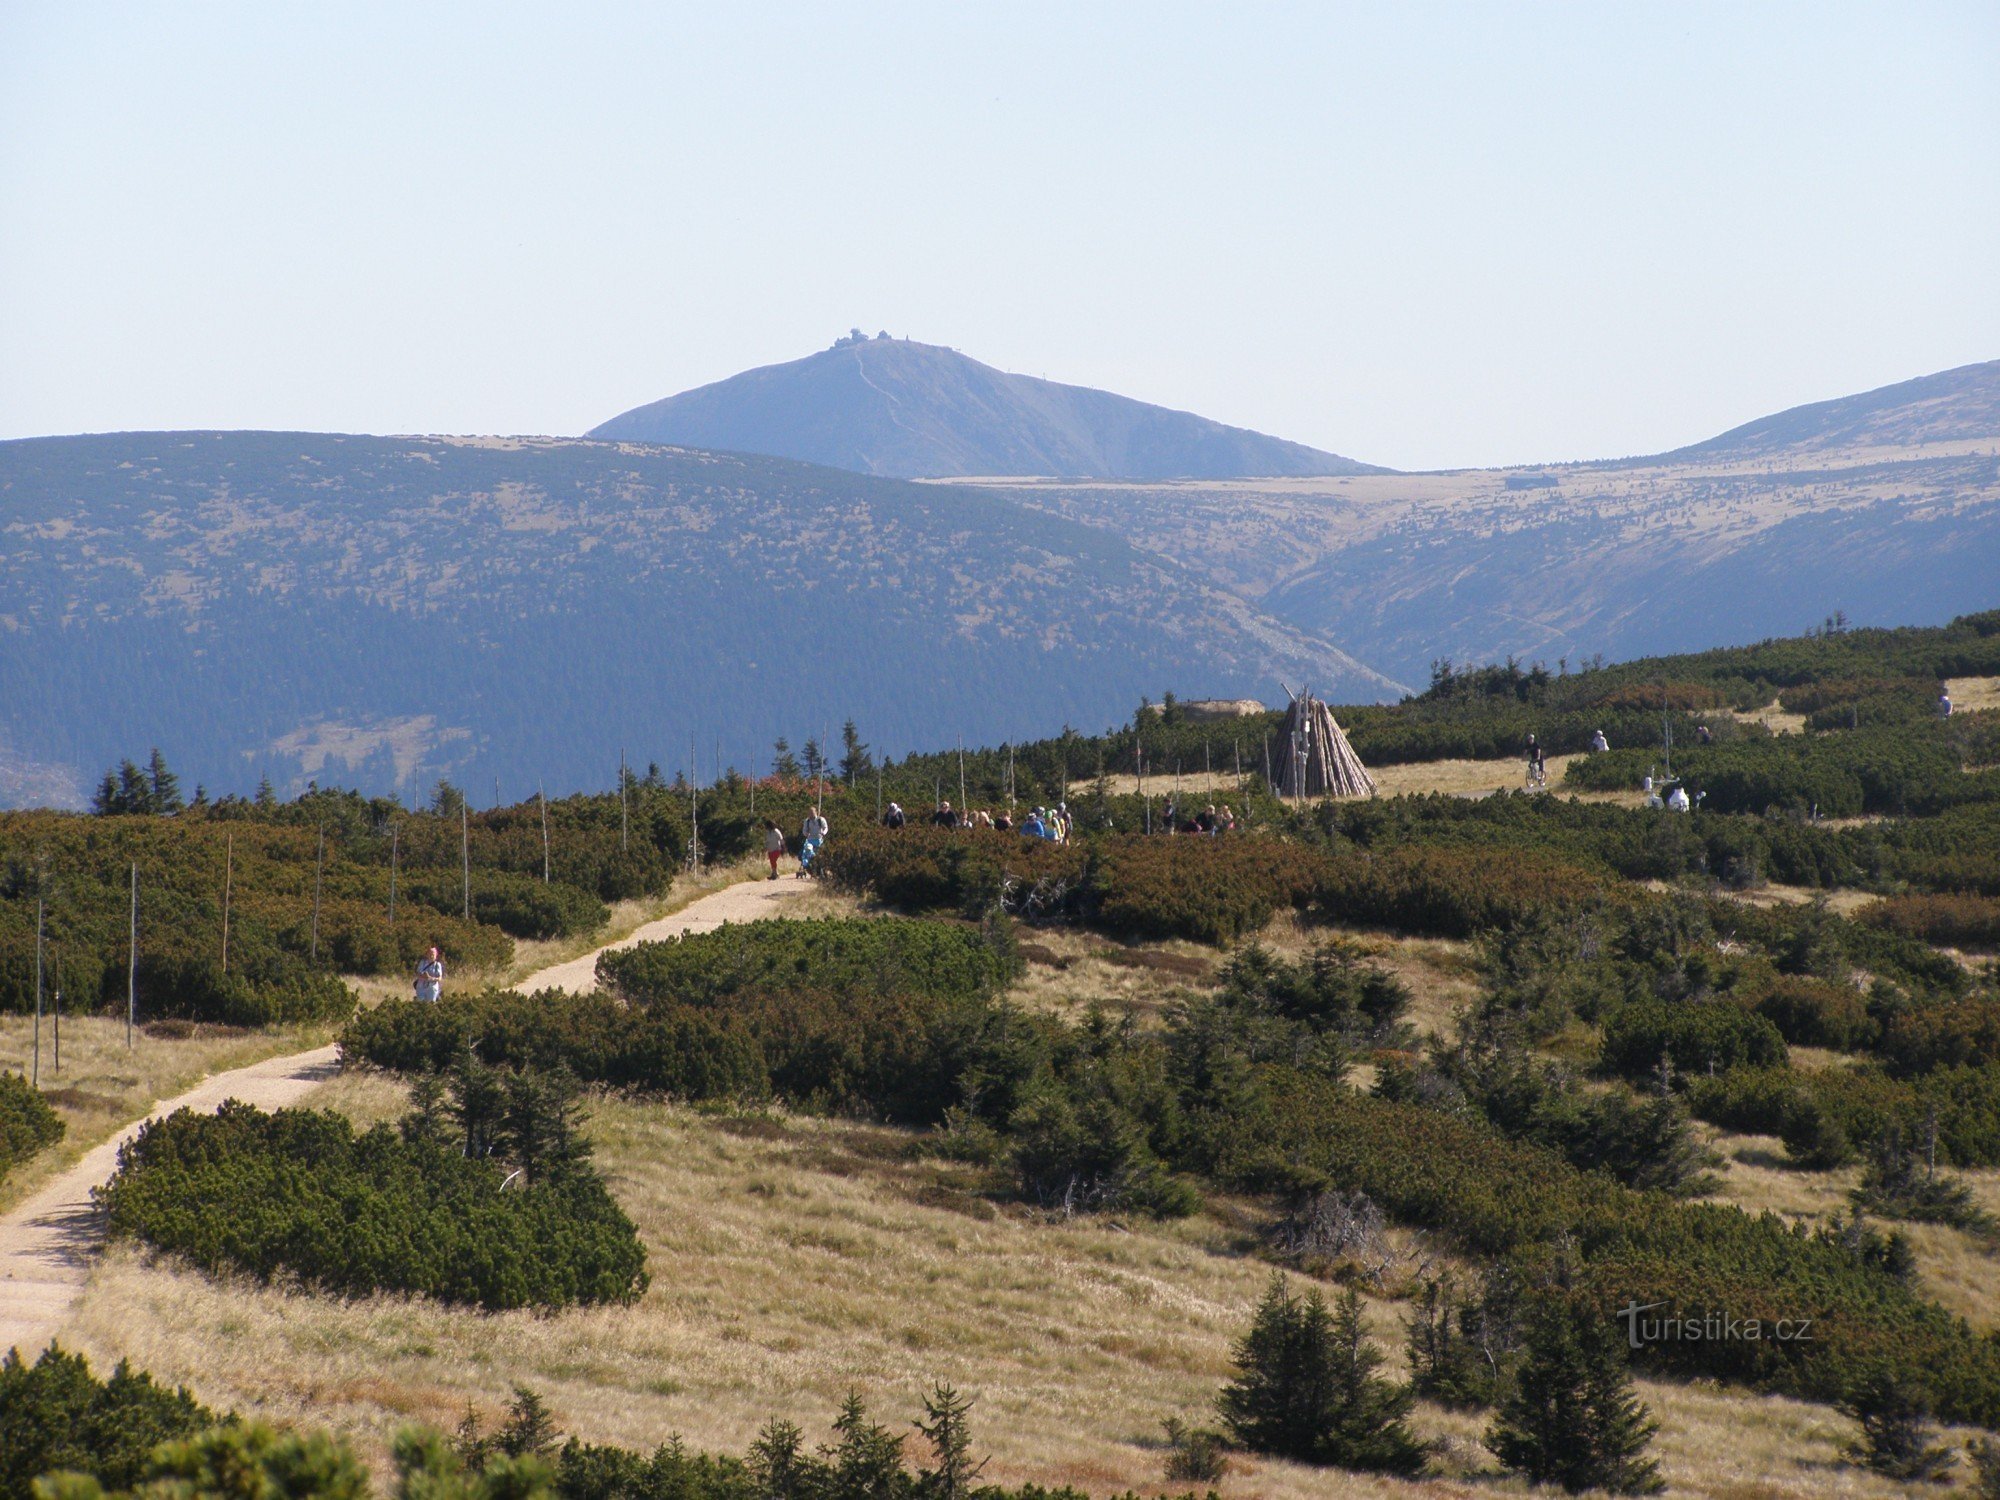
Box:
0;432;1402;807
589;335;1384;480
966;359;2000;683
1660;358;2000;460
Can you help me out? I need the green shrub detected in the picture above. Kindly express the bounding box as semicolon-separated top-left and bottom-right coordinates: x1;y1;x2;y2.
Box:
98;1101;647;1311
341;989;768;1101
1087;837;1324;944
1686;1062;2000;1168
1860;893;2000;951
598;916;1017;1009
1879;997;2000;1075
1742;972;1876;1051
0;1344;212;1496
1316;845;1616;939
395;870;608;941
0;1070;65;1183
1598;1001;1788;1079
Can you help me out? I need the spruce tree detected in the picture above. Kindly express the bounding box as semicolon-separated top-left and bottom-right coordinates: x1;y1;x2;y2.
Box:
914;1383;985;1500
496;1385;560;1458
840;719;874;785
146;748;183;813
1321;1287;1427;1474
749;1418;816;1500
1218;1274;1425;1475
1486;1296;1662;1495
822;1391;905;1500
1839;1366;1954;1482
773;738;801;780
116;760;150;814
255;774;278;809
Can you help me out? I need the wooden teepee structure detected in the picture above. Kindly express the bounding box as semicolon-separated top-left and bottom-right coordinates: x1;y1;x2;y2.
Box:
1276;688;1375;800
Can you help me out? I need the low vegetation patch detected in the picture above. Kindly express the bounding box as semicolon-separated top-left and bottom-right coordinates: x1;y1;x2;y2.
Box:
1;1068;65;1183
97;1095;647;1311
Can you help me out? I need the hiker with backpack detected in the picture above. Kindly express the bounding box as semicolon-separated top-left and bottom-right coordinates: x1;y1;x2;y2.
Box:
799;806;829;877
413;947;445;1003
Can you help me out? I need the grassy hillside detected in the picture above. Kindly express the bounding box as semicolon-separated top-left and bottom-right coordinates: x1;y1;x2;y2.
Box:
12;610;2000;1496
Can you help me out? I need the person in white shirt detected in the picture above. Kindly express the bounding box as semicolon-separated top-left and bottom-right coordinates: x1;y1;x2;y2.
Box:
414;947;444;1003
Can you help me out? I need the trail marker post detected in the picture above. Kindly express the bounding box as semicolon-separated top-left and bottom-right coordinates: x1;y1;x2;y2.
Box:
539;784;550;883
33;896;43;1086
310;823;325;963
127;862;137;1049
388;825;399;927
221;832;233;975
460;803;470;921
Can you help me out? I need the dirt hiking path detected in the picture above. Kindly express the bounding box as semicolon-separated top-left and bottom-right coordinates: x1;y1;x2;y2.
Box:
518;875;808;993
0;876;810;1361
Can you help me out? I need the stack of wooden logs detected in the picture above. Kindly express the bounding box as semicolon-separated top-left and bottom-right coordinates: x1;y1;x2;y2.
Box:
1276;690;1376;799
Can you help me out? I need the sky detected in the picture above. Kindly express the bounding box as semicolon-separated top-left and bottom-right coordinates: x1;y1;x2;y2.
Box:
2;2;1996;471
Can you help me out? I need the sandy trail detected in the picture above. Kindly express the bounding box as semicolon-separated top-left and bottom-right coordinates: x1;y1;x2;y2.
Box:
516;875;808;993
0;876;809;1360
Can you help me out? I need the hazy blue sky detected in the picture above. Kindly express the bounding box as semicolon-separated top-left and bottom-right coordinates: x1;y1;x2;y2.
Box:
3;2;1995;469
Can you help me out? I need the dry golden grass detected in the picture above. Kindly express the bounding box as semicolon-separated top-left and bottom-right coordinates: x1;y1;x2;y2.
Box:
1699;1124;2000;1334
1726;700;1809;736
59;1078;1989;1497
1947;676;2000;713
0;1014;338;1216
1006;916;1476;1044
1713;883;1876;917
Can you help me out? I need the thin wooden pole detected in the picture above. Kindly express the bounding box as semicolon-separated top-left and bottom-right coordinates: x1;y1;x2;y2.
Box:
957;737;967;811
539;784;550;883
33;896;43;1087
876;762;884;821
310;823;325;963
388;825;398;927
460;802;471;920
619;748;628;852
127;862;137;1048
51;950;60;1075
1007;744;1015;809
220;831;233;976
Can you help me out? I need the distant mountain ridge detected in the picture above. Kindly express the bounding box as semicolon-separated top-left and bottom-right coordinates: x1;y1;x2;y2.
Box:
0;431;1399;807
968;356;2000;686
1660;358;2000;461
589;335;1385;480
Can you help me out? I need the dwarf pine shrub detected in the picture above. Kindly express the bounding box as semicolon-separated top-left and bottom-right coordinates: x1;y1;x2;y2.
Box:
97;1100;647;1310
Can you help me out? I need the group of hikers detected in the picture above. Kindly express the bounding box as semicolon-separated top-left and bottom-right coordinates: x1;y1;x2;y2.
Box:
1529;720;1716;809
764;806;830;878
882;798;1081;840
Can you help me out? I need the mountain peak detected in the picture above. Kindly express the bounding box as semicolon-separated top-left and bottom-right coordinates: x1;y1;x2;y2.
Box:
1663;358;2000;461
589;339;1386;481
